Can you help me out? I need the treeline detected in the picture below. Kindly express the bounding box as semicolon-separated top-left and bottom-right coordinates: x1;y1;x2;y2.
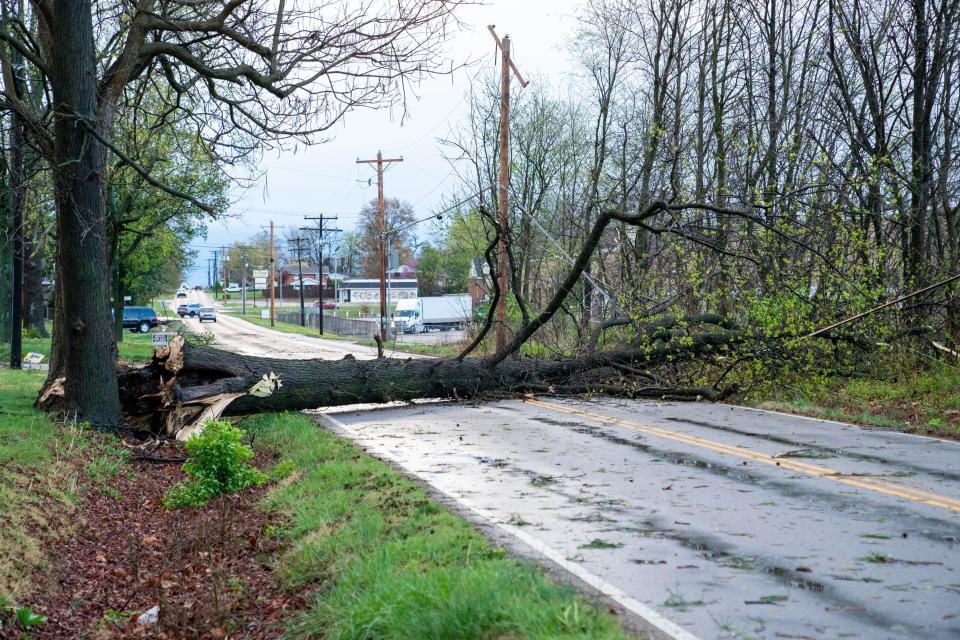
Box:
441;0;960;349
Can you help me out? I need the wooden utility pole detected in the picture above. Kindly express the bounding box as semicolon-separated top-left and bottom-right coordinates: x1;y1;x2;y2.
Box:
488;26;527;352
269;221;276;327
289;236;308;327
222;246;229;301
303;215;341;335
212;249;219;294
356;151;403;341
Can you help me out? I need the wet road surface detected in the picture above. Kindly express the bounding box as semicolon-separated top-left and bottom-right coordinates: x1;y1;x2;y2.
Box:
171;292;388;360
317;398;960;640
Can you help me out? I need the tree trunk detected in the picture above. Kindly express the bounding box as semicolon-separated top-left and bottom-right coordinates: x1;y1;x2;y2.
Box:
45;0;121;426
44;334;743;439
22;232;47;337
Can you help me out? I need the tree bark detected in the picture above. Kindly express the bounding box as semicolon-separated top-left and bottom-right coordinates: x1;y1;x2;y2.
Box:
46;0;122;426
68;334;745;439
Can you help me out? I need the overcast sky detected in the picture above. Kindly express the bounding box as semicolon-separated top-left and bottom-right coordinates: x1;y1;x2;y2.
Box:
186;0;581;284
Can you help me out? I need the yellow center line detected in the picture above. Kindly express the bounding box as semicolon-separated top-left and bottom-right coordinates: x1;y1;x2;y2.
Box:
526;398;960;513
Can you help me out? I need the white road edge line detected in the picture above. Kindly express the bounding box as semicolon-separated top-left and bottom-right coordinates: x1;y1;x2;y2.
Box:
723;403;960;447
318;411;700;640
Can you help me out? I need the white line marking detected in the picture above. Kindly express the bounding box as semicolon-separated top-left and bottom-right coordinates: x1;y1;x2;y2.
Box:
318;412;700;640
723;403;960;447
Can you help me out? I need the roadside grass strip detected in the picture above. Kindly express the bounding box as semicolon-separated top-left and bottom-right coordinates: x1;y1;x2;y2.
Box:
0;370;83;608
246;412;631;640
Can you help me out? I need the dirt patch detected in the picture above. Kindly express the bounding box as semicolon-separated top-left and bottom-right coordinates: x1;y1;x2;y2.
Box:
13;441;305;639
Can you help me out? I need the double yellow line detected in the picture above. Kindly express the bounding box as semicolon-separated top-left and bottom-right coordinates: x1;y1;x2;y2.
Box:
526;398;960;513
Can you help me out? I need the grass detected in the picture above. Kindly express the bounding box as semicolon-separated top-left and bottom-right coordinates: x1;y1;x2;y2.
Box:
751;363;960;439
0;369;81;607
0;366;137;609
245;411;631;640
0;323;158;366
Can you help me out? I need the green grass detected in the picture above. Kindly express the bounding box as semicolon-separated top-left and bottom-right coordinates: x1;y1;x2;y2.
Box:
246;412;631;640
0;369;78;606
754;363;960;438
0;368;135;607
1;323;157;365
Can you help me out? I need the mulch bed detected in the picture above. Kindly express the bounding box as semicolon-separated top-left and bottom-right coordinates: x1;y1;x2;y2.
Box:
10;439;307;639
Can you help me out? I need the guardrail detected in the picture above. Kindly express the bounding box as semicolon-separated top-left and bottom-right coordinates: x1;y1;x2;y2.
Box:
276;311;387;338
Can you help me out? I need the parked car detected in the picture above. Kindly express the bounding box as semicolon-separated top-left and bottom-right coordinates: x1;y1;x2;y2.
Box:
312;300;338;310
199;307;217;323
194;285;203;291
178;303;202;317
122;306;158;333
175;291;187;298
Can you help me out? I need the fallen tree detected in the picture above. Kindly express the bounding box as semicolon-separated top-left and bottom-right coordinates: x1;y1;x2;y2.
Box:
34;199;895;438
38;330;747;440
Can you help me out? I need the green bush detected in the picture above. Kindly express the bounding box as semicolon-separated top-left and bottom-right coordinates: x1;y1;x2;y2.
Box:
164;421;266;509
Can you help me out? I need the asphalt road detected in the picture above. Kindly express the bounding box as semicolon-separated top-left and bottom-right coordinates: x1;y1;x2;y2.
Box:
169;291;383;360
318;399;960;640
172;292;960;639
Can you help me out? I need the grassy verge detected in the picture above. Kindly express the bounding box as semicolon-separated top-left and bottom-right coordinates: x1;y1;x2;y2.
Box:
223;308;461;357
246;412;632;639
0;369;86;608
749;364;960;438
0;324;158;366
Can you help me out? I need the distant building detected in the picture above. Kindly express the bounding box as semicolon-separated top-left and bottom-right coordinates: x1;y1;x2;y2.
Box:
338;278;418;303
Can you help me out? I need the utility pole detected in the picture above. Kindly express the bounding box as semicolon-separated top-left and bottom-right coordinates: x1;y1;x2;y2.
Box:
488;26;527;352
357;151;403;341
8;141;23;369
289;236;308;327
240;246;248;315
269;221;275;327
212;249;219;294
220;245;226;301
302;214;340;335
206;258;212;288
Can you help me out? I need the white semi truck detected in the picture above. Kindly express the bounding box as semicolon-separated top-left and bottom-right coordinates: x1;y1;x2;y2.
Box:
392;295;472;333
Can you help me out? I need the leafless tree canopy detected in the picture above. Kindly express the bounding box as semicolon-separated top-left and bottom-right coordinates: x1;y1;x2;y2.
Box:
443;0;960;364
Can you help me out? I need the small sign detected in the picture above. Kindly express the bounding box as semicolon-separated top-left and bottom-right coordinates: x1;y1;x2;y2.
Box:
252;269;268;279
123;295;132;302
23;352;45;364
254;278;267;287
22;363;49;371
152;333;170;347
260;309;270;319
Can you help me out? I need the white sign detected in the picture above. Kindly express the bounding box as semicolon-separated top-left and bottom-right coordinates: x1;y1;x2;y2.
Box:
254;278;267;287
252;269;268;279
152;333;170;347
123;295;132;302
261;309;270;319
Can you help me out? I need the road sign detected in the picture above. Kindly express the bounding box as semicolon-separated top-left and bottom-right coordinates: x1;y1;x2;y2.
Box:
152;333;170;347
252;269;268;279
123;295;132;302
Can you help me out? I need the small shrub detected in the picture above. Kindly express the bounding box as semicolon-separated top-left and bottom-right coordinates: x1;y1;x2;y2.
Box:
21;326;44;340
164;421;266;509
